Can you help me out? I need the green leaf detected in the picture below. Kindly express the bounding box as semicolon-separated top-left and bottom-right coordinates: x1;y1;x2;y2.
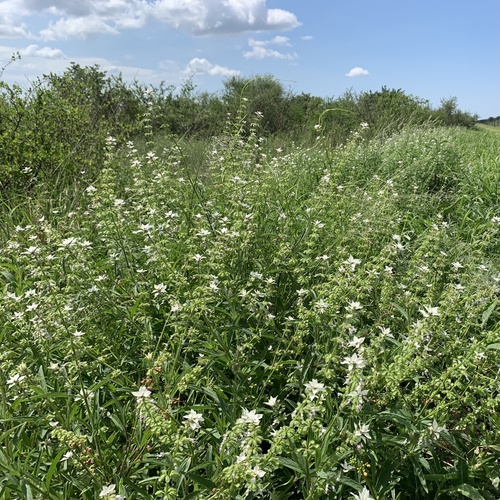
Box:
446;484;485;500
46;449;65;491
277;457;305;474
481;300;497;328
186;473;216;490
20;480;33;500
391;302;409;320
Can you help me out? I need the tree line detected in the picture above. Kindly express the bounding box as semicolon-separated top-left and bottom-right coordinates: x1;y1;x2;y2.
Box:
0;63;479;196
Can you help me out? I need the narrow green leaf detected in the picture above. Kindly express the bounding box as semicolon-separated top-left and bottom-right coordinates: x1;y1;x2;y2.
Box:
20;480;33;500
277;457;304;474
46;449;65;491
391;302;408;320
446;483;485;500
481;300;497;328
186;473;216;490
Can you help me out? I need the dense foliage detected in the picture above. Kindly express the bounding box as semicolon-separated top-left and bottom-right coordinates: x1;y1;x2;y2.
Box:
1;63;479;198
1;64;498;499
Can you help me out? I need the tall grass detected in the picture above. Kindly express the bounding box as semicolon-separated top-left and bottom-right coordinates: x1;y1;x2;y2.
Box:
1;116;500;498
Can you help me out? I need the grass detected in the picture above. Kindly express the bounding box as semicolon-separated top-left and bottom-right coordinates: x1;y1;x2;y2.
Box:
1;119;500;499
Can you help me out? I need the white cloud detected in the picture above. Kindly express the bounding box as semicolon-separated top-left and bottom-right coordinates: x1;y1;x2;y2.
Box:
346;66;370;77
0;23;30;38
244;36;297;60
249;35;291;47
185;57;241;77
0;0;31;37
40;16;119;40
265;8;300;30
301;35;313;41
0;46;171;88
154;0;300;34
20;44;67;59
14;0;299;39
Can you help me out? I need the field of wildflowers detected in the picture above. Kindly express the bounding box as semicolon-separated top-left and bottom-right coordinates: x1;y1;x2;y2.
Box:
1;106;500;499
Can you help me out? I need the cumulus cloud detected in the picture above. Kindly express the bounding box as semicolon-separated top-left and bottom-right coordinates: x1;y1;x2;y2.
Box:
243;36;297;60
12;0;300;39
40;16;120;40
301;35;313;41
154;0;300;35
185;57;241;77
346;66;370;77
20;44;67;58
0;0;31;37
0;23;30;38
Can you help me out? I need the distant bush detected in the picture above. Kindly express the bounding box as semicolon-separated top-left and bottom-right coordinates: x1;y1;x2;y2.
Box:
0;62;481;198
0;63;139;196
478;115;500;127
435;97;478;128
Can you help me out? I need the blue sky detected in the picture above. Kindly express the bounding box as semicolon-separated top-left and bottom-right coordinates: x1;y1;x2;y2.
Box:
0;0;498;118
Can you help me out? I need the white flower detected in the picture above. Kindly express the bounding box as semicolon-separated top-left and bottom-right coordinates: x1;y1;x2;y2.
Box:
451;261;464;270
419;306;440;318
341;353;366;371
351;486;374;500
153;283;167;296
72;330;85;338
236;408;263;426
347;381;369;405
344;255;361;271
132;386;151;399
348;336;365;349
314;299;329;313
60;451;73;462
59;237;78;249
251;465;266;479
26;302;39;312
7;373;25;386
378;326;392;337
354;423;371;442
347;301;363;312
265;396;278;408
99;484;116;497
429;419;446;438
184;409;204;430
341;460;354;472
22;245;41;256
304;379;326;401
85;185;97;194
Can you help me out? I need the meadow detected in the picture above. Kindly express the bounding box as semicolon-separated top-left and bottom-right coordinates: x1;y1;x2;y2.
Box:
1;77;500;499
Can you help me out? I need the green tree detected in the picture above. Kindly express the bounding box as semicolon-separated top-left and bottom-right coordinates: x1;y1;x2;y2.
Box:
435;97;477;128
222;75;290;134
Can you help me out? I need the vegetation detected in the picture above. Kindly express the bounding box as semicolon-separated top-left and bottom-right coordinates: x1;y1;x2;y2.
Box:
478;116;500;128
1;63;499;499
